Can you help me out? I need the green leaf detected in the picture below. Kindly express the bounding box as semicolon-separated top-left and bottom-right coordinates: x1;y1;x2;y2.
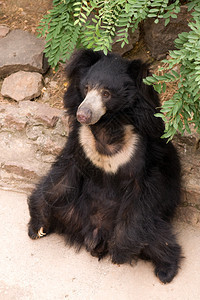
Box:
154;113;166;120
148;14;157;18
162;82;167;93
173;100;182;116
143;76;157;84
161;106;172;113
171;14;177;19
154;83;162;93
164;18;170;26
171;70;180;78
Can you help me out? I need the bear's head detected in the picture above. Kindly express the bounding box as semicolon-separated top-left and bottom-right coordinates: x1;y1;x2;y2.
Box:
64;50;163;136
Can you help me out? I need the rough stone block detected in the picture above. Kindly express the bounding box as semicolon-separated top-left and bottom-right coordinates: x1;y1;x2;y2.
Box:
143;6;191;60
0;29;48;77
1;71;43;101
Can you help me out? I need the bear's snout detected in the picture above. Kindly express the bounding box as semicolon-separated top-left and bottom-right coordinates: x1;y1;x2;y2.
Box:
76;89;106;125
77;107;92;124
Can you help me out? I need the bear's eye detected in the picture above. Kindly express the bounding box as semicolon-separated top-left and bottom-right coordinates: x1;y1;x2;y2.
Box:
102;90;110;100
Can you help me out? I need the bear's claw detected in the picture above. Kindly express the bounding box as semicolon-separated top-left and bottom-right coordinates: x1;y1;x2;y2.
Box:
37;227;46;238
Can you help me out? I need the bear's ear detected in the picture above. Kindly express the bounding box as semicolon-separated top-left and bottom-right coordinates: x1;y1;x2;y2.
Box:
127;59;160;108
128;60;164;137
66;49;104;81
127;60;149;89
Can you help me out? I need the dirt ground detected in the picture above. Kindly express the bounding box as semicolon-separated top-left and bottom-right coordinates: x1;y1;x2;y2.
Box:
0;0;52;33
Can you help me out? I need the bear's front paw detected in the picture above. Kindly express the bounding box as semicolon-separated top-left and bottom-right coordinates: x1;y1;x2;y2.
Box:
155;264;178;284
28;225;47;240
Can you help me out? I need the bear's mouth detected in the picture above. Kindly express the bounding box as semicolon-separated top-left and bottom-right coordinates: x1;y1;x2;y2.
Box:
76;89;106;125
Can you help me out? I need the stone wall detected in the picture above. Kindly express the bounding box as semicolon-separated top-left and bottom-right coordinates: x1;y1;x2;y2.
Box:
174;135;200;227
0;101;68;192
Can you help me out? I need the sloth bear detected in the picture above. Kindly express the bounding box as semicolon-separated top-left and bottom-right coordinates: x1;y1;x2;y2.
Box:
28;49;182;284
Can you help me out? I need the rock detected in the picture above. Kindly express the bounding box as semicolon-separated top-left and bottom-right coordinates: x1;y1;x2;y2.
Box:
0;29;48;77
0;25;10;38
0;101;66;130
143;6;191;60
112;28;140;55
0;162;41;193
1;71;43;101
20;101;62;128
3;114;27;131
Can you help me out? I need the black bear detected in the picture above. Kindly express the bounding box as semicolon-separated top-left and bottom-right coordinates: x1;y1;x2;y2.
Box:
28;50;182;284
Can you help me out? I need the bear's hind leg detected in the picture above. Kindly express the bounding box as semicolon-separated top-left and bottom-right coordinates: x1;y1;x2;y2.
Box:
142;221;182;284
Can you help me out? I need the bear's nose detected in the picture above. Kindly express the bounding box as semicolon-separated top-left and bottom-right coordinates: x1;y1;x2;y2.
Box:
76;107;92;124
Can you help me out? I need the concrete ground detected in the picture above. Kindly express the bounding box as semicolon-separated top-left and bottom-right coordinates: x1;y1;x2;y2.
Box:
0;190;200;300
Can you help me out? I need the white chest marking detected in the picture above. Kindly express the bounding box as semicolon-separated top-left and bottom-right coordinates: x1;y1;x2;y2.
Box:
79;125;139;174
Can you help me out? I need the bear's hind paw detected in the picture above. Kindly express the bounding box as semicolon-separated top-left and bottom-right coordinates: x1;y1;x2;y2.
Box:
155;265;178;284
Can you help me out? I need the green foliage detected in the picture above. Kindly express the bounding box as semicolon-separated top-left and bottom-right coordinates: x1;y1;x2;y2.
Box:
38;0;79;70
38;0;200;139
144;0;200;140
38;0;182;66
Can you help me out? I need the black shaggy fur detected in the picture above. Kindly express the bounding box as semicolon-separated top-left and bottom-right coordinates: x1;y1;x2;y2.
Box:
28;50;182;284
